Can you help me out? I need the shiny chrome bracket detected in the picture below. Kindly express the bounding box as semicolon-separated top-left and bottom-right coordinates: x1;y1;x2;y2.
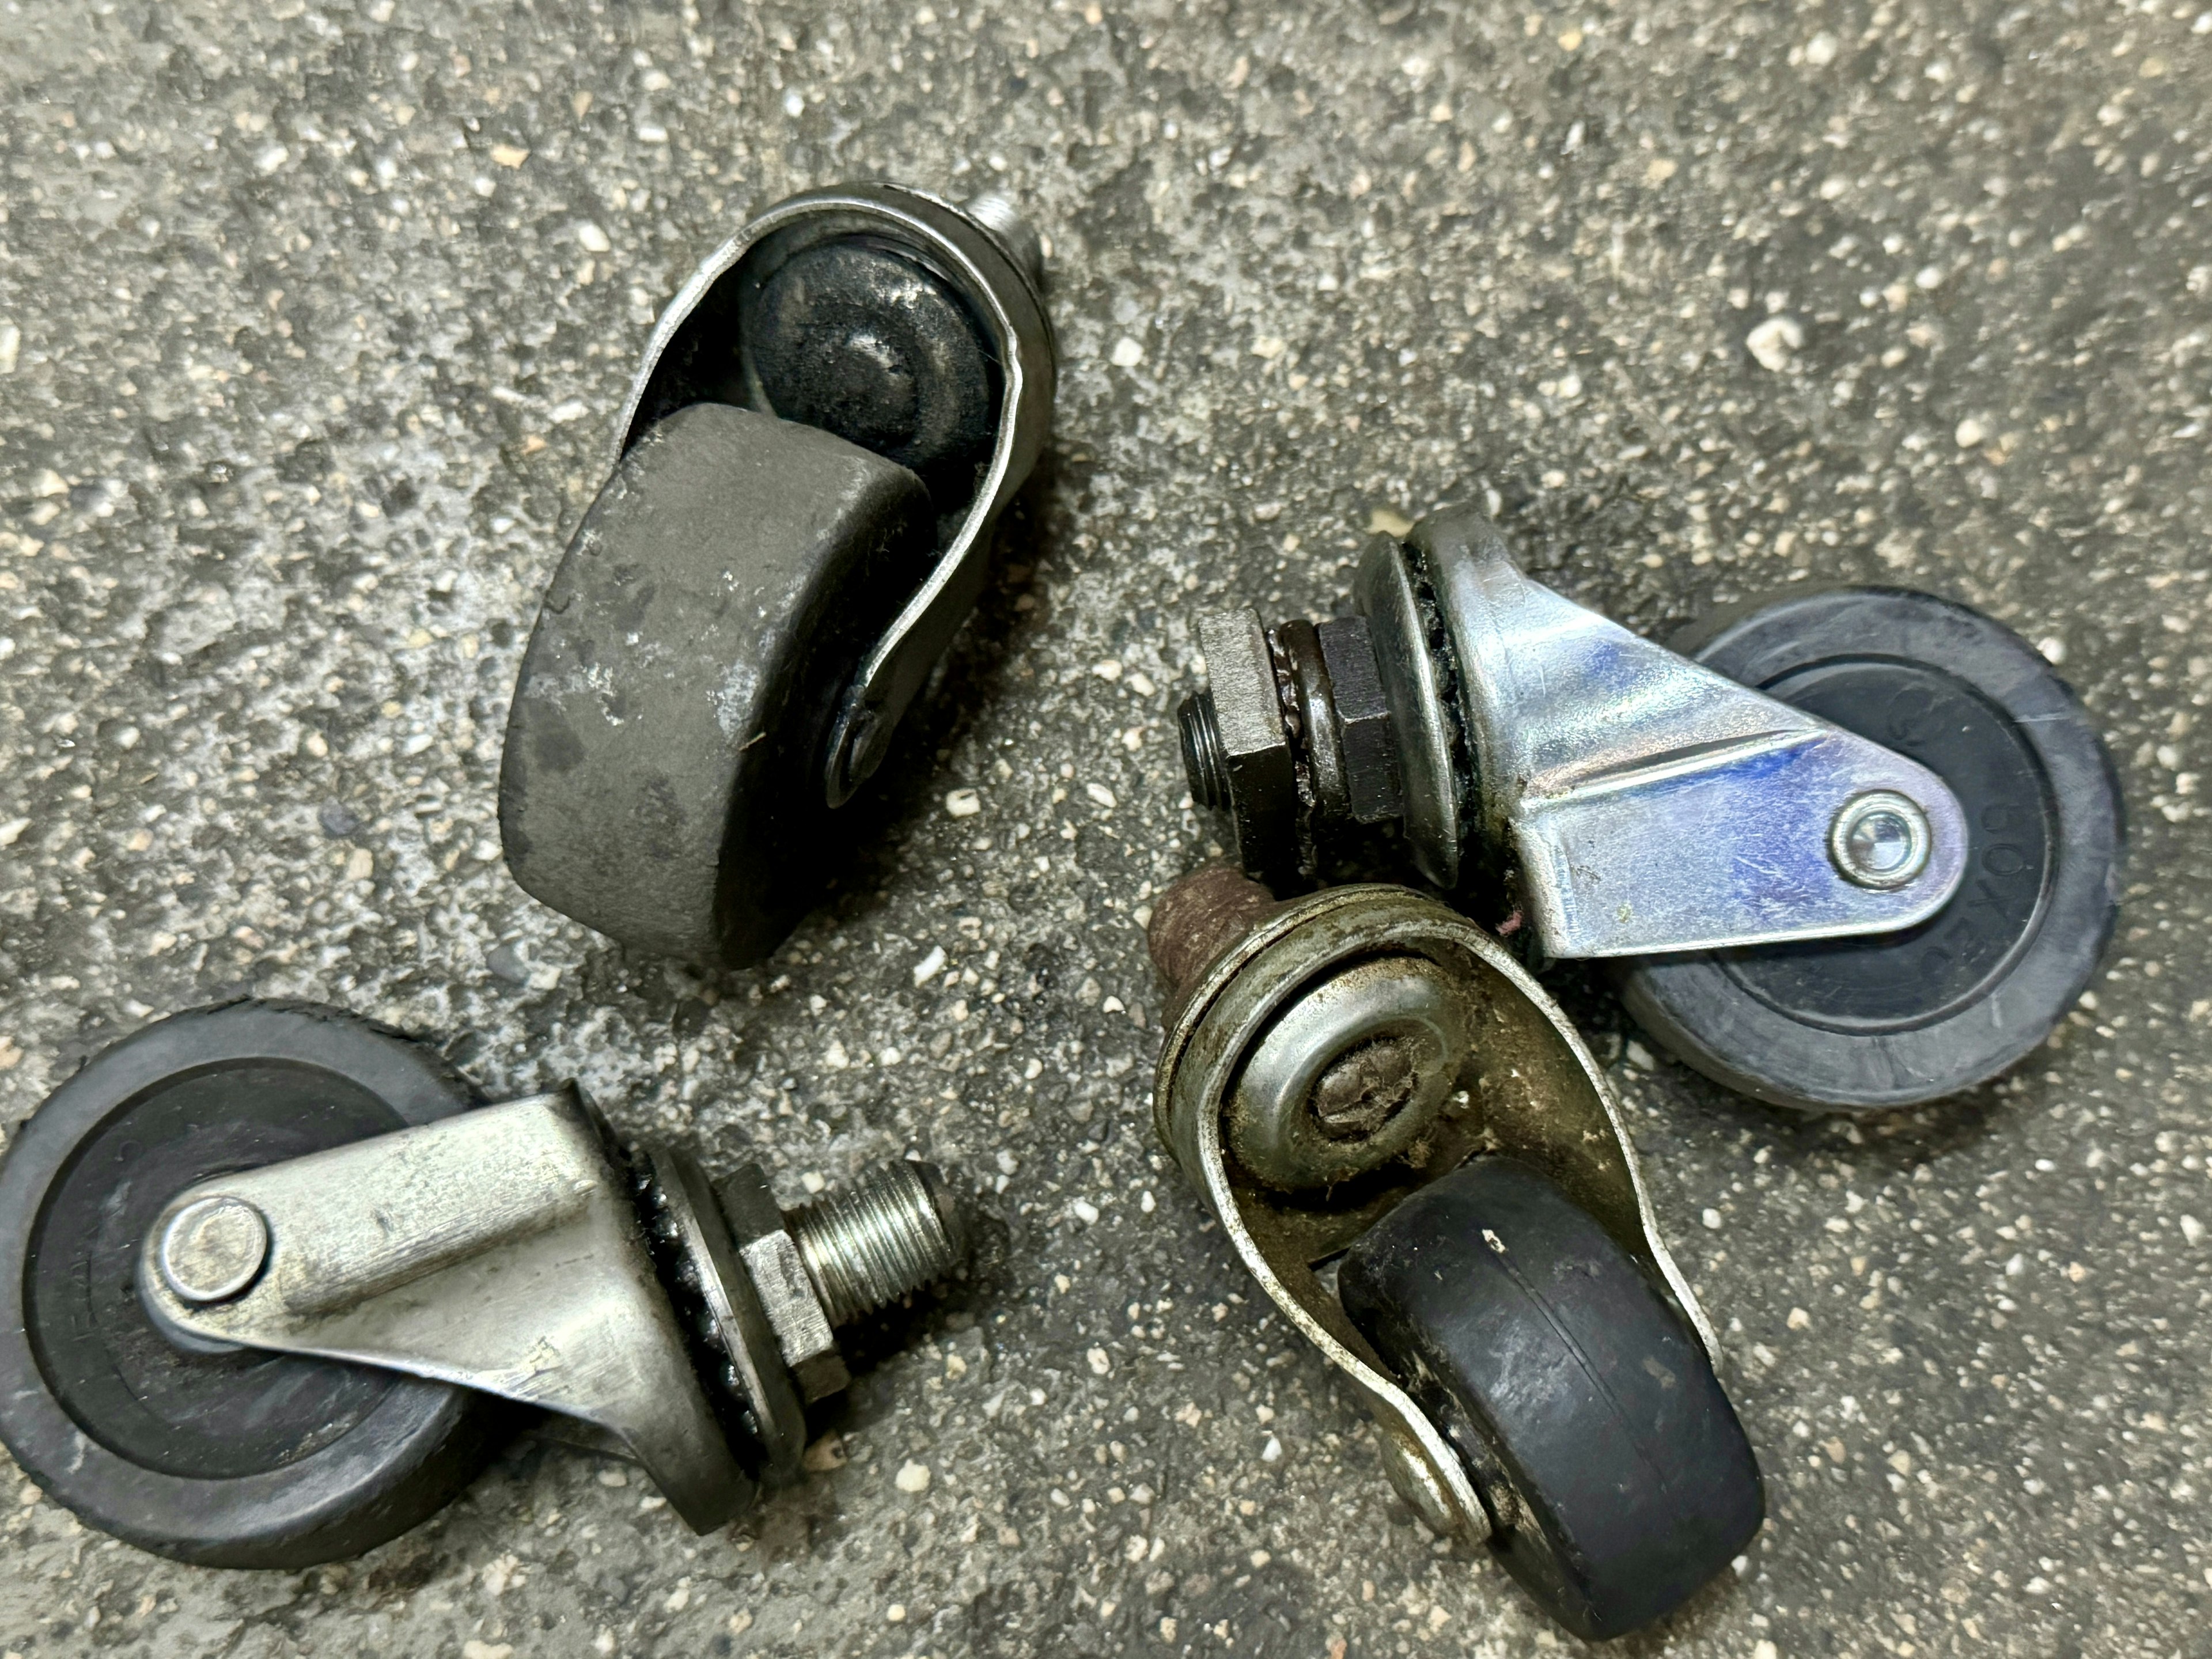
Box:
1407;512;1969;957
1181;506;1969;959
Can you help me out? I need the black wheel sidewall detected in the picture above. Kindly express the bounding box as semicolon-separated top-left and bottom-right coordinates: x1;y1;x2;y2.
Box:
1615;587;2124;1111
0;1000;501;1568
1340;1158;1764;1640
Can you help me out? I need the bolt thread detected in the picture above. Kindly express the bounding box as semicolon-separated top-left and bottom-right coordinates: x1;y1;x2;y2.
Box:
1179;693;1231;809
959;191;1045;290
1146;861;1279;1001
789;1161;967;1327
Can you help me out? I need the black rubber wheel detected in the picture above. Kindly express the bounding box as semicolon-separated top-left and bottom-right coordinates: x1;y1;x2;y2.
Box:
0;1000;506;1568
1612;587;2123;1111
499;401;932;968
1340;1158;1763;1642
741;238;997;505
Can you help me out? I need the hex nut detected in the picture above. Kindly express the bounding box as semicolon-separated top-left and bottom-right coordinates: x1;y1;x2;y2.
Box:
714;1164;850;1403
1317;616;1404;824
1192;609;1299;884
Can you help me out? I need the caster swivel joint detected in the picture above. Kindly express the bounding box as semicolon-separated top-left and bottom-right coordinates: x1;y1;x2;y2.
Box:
501;183;1059;969
1146;864;1763;1641
1177;507;1969;956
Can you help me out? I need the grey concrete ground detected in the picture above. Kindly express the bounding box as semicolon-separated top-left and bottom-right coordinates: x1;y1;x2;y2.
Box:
2;0;2209;1653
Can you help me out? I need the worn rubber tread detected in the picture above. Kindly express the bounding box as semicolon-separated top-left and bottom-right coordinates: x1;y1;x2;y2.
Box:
0;1000;504;1569
499;402;931;967
1341;1158;1763;1641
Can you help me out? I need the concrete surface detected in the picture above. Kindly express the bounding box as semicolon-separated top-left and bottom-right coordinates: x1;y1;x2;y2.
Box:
2;0;2209;1654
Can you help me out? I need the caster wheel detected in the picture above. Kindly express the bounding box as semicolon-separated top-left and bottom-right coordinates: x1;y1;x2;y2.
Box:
1340;1158;1763;1642
500;185;1055;969
1613;588;2124;1111
0;1001;506;1568
499;400;934;968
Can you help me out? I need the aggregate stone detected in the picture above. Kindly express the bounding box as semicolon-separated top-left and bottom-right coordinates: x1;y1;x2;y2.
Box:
2;2;2209;1656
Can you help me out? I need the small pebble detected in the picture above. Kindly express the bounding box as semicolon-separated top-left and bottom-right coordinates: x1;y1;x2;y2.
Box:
1746;315;1804;371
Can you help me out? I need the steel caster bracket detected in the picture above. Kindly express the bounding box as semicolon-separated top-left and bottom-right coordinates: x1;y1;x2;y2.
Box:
0;1001;967;1566
1178;505;2124;1109
1180;507;1968;959
1147;867;1726;1552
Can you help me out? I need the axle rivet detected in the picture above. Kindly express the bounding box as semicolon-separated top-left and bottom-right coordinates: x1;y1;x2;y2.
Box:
158;1196;269;1304
1310;1037;1421;1140
1830;791;1933;890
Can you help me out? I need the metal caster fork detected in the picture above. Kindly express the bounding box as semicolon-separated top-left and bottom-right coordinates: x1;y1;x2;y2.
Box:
1147;865;1763;1641
1177;506;2122;1110
500;182;1058;969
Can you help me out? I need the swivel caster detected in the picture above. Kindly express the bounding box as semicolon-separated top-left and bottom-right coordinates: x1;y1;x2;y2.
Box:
1176;507;2122;1109
1611;587;2123;1109
0;1001;968;1568
500;183;1058;968
1147;865;1763;1641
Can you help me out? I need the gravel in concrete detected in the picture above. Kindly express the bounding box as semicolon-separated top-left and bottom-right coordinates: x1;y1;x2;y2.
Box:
2;1;2209;1655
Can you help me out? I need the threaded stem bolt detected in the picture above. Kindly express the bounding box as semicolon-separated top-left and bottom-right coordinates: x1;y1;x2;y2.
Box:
1179;692;1231;809
788;1161;968;1327
960;191;1044;290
